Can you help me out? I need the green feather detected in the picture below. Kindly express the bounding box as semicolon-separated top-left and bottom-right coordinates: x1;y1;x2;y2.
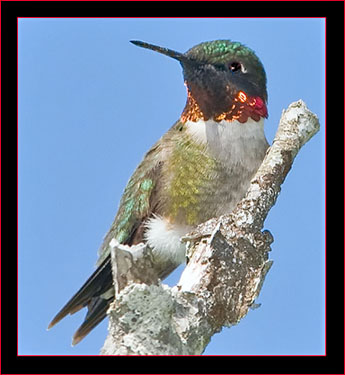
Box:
167;134;217;225
96;144;161;266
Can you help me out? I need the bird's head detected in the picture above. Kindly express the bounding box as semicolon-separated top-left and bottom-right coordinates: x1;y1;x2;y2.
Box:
131;39;268;123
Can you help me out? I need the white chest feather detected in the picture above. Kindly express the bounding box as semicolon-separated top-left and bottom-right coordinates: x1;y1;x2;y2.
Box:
184;118;267;166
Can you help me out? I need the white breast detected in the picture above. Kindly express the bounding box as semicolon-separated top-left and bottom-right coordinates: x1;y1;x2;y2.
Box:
184;118;267;166
184;117;268;218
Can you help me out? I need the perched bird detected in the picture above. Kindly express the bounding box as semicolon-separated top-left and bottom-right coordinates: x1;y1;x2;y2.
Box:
48;39;269;345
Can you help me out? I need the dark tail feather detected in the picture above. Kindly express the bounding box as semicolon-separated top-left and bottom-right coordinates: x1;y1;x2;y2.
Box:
72;297;111;346
48;256;113;330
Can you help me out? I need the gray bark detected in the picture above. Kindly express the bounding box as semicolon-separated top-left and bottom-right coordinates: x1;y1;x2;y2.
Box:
101;100;320;355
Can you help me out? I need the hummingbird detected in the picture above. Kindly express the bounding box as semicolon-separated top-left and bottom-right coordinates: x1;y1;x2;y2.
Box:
48;39;269;345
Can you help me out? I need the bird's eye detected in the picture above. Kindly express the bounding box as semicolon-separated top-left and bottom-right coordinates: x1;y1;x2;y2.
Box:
229;62;242;72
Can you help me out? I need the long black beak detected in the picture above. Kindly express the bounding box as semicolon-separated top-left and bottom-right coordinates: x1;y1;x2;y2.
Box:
130;40;195;66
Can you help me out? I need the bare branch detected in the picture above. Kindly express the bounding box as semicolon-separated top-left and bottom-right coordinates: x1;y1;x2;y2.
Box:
101;100;320;355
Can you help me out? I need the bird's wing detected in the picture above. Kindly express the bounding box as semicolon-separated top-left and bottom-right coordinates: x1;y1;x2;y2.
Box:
48;127;174;344
96;140;166;266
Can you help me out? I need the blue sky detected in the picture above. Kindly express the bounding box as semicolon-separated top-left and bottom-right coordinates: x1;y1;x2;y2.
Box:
18;18;325;355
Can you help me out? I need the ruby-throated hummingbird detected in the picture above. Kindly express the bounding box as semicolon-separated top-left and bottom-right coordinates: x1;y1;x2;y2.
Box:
48;39;269;345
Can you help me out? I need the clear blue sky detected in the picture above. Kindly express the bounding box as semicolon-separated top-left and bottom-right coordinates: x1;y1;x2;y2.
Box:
18;18;325;355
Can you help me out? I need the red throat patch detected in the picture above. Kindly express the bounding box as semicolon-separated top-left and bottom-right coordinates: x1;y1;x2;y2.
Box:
181;90;268;124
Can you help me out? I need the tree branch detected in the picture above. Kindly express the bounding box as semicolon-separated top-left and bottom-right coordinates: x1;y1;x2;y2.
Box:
101;100;320;355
